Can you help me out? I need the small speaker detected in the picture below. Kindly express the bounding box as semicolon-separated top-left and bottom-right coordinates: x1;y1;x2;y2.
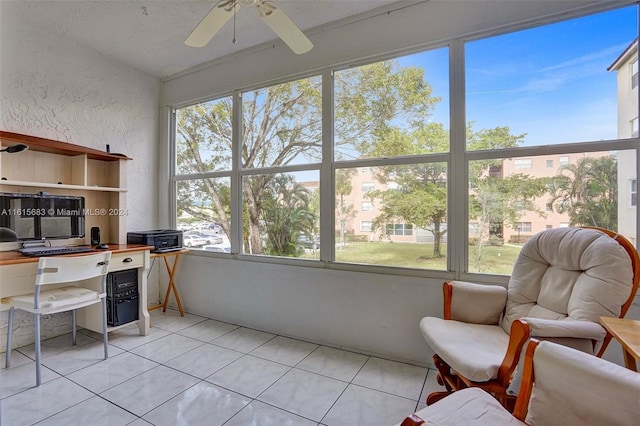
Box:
91;227;101;246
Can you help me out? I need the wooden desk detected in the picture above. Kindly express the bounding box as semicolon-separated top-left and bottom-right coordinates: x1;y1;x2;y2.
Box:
600;316;640;371
0;244;153;336
148;249;188;317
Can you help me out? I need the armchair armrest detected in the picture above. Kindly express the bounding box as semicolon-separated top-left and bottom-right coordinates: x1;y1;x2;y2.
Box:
523;318;607;340
445;281;507;324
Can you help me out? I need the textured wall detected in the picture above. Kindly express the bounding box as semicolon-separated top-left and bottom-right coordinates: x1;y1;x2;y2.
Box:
0;13;160;352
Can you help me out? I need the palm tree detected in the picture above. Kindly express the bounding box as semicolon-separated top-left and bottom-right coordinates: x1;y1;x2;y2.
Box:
549;156;618;230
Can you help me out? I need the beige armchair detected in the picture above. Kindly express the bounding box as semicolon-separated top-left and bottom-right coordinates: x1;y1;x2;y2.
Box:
399;339;640;425
420;227;639;408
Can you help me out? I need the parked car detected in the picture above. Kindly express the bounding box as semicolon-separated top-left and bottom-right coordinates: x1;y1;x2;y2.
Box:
190;232;223;245
205;234;223;245
297;235;319;249
208;223;224;233
203;245;231;253
183;234;207;247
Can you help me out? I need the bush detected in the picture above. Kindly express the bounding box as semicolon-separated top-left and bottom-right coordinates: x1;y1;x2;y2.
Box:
488;235;504;246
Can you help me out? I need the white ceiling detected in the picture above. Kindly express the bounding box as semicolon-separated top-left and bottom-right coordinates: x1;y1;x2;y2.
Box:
2;0;403;78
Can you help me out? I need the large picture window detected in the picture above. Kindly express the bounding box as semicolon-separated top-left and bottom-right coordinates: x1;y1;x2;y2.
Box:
172;5;638;276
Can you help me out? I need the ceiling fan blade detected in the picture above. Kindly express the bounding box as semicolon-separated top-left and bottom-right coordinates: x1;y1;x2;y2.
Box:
258;2;313;54
185;0;238;47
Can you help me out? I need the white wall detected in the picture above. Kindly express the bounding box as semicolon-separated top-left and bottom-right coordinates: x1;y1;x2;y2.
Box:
175;255;443;365
0;10;160;350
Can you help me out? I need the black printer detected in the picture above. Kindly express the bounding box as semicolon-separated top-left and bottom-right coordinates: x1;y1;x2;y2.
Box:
127;229;183;253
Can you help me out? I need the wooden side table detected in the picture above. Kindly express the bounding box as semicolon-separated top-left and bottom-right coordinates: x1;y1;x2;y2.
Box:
148;249;188;317
600;316;640;371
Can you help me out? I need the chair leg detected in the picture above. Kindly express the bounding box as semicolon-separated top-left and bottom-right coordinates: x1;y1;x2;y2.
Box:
35;313;41;386
426;354;456;405
72;309;77;346
101;298;109;359
5;307;14;368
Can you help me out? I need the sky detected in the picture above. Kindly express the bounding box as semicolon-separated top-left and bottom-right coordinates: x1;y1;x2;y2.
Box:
400;4;638;147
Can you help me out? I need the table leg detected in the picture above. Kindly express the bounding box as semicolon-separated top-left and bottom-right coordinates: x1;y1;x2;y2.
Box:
162;254;184;316
622;349;638;372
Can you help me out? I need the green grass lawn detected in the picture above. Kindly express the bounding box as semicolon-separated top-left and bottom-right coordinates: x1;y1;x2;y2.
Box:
305;241;522;274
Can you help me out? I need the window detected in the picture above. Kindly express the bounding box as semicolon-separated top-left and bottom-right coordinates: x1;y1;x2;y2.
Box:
386;223;413;236
241;77;322;258
632;179;637;207
514;159;532;169
175;96;233;251
361;182;375;193
172;5;637;276
632;60;638;89
333;47;449;270
467;7;635;148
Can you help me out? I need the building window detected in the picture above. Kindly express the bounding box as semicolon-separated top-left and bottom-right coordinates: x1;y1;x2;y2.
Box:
632;179;637;207
361;182;375;193
360;221;373;232
515;222;532;233
546;159;554;168
361;201;374;211
559;156;569;166
514;158;532;169
632;117;639;138
386;223;414;236
632;60;638;89
546;225;553;230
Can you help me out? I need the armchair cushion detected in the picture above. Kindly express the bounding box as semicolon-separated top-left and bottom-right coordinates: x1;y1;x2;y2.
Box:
524;317;606;340
420;318;510;382
449;281;507;324
502;227;633;338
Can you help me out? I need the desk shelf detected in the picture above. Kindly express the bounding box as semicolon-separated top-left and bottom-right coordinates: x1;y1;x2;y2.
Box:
0;180;126;192
0;131;130;244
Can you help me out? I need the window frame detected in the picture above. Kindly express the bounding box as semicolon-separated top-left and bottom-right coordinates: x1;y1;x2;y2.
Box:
170;3;639;281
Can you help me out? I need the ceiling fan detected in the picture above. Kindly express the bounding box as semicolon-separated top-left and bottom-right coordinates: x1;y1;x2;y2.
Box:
185;0;313;54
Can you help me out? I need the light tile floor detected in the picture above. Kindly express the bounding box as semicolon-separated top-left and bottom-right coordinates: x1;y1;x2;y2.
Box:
1;309;441;426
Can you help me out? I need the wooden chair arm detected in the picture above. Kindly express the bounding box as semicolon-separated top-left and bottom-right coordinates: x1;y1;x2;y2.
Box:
443;281;453;320
497;319;531;389
401;413;425;426
512;339;539;422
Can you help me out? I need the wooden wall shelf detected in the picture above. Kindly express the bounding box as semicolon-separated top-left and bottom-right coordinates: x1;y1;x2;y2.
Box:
0;130;130;244
0;131;131;160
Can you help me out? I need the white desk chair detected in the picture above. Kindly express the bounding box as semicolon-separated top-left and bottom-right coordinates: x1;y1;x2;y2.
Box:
3;251;112;386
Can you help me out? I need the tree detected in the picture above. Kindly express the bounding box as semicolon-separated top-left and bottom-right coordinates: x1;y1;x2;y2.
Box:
549;156;618;230
367;122;532;259
336;168;357;249
177;61;436;255
469;174;549;271
260;175;316;257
